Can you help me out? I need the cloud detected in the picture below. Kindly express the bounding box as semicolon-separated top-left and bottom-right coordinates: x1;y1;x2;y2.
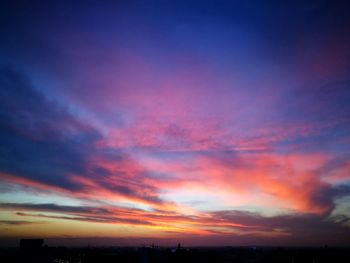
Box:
0;220;38;225
0;202;107;214
2;202;154;226
0;67;169;207
1;68;349;220
0;67;101;190
2;201;350;245
208;210;350;245
140;151;349;215
16;212;152;226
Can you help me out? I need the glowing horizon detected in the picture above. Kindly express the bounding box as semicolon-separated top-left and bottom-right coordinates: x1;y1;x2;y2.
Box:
0;0;350;246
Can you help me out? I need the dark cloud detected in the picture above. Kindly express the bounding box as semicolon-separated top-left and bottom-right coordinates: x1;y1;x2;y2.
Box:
96;178;164;205
311;184;350;215
16;212;152;226
0;202;107;214
0;68;166;205
210;210;350;245
0;67;101;190
3;201;350;245
1;203;153;226
0;220;38;225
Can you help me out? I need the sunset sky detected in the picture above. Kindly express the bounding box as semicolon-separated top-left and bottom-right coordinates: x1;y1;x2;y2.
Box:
1;0;350;246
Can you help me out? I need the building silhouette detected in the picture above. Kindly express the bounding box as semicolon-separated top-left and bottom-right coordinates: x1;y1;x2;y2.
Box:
20;239;44;249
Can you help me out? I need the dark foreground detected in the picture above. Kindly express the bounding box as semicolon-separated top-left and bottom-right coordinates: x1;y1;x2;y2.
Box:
1;246;350;263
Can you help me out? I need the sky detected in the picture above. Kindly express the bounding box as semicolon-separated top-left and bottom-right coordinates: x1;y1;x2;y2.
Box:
0;0;350;247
